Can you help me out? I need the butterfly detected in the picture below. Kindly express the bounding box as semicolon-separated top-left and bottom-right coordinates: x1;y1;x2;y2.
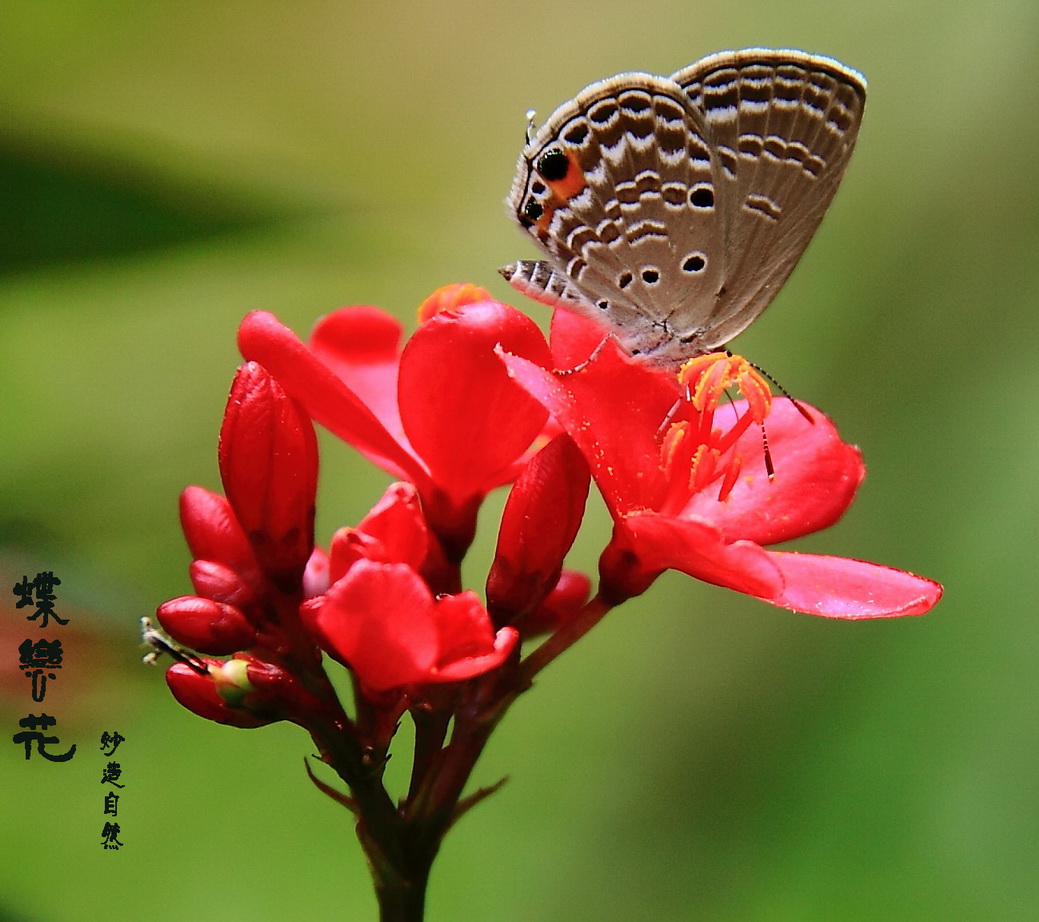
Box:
501;48;866;369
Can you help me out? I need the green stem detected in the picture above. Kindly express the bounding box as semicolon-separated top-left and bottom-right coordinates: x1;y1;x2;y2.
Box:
364;823;436;922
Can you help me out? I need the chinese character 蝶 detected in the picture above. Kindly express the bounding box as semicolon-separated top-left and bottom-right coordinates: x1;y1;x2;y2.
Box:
12;573;67;627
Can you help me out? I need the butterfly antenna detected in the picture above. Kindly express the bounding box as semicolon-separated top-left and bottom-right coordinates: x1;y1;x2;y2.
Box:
722;374;776;481
140;616;208;674
524;109;537;145
747;359;815;424
761;424;775;480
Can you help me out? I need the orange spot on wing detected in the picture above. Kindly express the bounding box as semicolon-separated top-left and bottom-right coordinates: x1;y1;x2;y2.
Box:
545;151;587;202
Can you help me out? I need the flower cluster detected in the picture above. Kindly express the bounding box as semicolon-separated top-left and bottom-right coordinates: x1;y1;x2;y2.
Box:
149;283;941;914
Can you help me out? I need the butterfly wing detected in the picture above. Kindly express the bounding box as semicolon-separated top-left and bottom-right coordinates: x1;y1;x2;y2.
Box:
671;49;867;349
503;72;731;362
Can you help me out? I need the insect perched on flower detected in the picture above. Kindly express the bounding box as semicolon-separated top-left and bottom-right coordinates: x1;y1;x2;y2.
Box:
502;48;866;368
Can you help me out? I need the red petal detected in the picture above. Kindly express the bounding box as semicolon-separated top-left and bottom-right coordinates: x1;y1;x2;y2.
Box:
308;307;407;447
238;311;428;485
398;302;550;502
682;400;865;545
354;482;429;571
312;561;437;691
548;309;611;370
607;513;942;618
433;590;498;663
326;483;430;581
602;512;783;602
327;528;381;582
762;551;943;618
501;342;679;512
430;626;519;683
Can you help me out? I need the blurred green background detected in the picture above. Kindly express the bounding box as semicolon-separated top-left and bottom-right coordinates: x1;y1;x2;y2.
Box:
2;1;1036;919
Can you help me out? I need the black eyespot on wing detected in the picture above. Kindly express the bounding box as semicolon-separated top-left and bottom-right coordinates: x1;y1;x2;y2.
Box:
523;200;544;223
641;268;660;284
618;271;633;289
689;185;714;208
596;299;609;311
536;148;570;181
682;254;706;273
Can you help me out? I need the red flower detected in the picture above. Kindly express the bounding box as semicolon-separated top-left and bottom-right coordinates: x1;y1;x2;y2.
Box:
502;311;942;619
237;285;552;560
305;560;519;693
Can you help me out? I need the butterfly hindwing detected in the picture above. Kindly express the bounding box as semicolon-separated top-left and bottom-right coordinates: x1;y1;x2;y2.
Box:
672;49;866;347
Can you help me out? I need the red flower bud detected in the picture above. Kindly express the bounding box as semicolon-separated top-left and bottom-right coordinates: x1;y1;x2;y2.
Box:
165;661;271;728
188;560;256;608
179;486;256;575
156;596;257;655
219;362;318;592
487;435;589;622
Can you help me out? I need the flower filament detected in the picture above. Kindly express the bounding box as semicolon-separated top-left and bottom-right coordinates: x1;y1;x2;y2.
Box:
661;352;775;504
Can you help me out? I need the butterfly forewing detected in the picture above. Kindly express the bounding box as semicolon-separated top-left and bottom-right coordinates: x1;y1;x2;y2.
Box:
505;74;725;358
503;49;866;366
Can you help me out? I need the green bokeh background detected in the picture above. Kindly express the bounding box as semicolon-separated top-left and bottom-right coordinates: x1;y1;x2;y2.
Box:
2;2;1036;919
